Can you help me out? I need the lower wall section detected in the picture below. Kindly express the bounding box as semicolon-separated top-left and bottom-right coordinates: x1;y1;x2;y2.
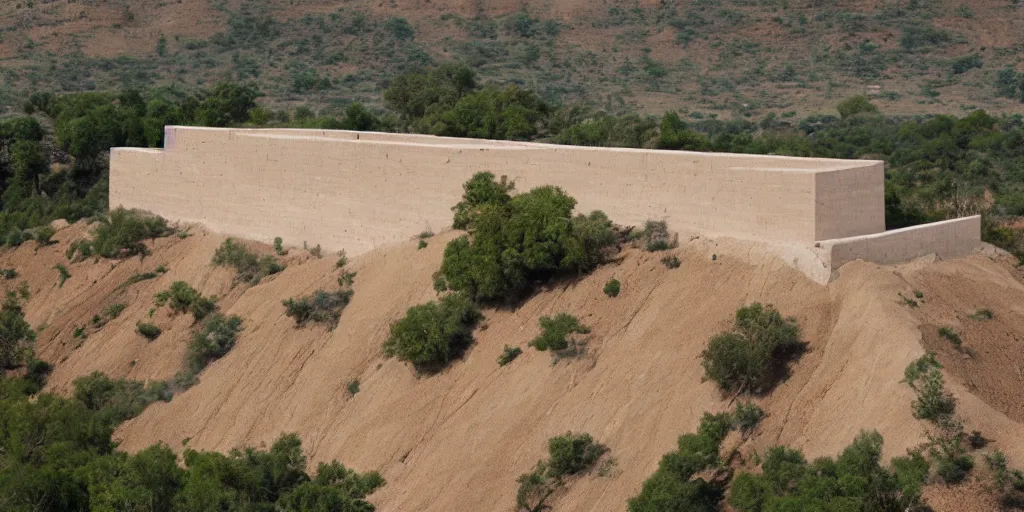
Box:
824;216;982;270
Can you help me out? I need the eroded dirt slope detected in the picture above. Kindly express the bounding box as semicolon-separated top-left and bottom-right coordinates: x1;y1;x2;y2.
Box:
4;221;1024;511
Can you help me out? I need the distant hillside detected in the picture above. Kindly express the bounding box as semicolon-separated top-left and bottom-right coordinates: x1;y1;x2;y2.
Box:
1;0;1022;118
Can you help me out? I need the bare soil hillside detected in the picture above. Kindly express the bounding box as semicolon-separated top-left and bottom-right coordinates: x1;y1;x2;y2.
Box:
5;221;1024;510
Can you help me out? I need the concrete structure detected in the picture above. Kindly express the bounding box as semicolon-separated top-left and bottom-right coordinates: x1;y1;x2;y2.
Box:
110;126;981;282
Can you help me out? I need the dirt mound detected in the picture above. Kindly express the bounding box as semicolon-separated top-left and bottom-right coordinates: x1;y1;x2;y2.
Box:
5;221;1024;511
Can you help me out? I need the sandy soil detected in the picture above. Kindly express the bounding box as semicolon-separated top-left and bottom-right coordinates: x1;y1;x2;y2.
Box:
4;220;1023;511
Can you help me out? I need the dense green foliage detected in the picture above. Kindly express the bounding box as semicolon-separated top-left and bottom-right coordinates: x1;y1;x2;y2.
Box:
603;278;621;297
528;313;591;352
628;412;733;512
72;371;172;426
517;432;606;512
440;172;617;303
382;292;482;371
0;290;36;369
5;70;1024;262
0;372;384;512
700;303;804;395
136;321;162;340
154;281;217;322
212;238;285;284
727;431;929;511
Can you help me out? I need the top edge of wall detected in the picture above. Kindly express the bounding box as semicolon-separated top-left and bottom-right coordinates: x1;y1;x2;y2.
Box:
816;215;981;245
155;125;884;169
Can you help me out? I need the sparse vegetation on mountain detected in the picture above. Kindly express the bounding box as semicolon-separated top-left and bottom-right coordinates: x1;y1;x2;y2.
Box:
154;281;216;322
283;289;353;329
212;238;285;284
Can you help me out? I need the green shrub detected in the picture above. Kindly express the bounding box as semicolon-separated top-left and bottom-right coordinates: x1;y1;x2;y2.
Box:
632;220;676;252
836;95;879;119
155;281;216;322
938;326;962;350
440;173;616;303
733;401;764;437
952;54;983;74
212;238;284;284
86;208;173;259
72;371;171;426
24;358;53;393
603;278;621;297
34;225;55;246
335;251;348;268
969;308;993;320
661;255;681;269
119;271;159;289
528;313;590;352
103;303;127;320
498;345;522;366
516;462;558;512
0;291;36;369
273;236;287;255
451;171;515;230
934;447;973;484
347;379;360;395
700;303;803;395
383;292;482;371
54;263;71;287
282;289;353;329
547;432;607;478
904;352;941;388
0;268;17;279
517;432;607;511
910;364;956;423
986;450;1024;505
418;240;428;250
186;314;243;375
136;322;161;340
338;270;357;287
73;325;87;339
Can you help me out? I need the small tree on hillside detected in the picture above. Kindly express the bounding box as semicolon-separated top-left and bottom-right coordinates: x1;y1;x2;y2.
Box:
383;292;482;372
700;303;803;395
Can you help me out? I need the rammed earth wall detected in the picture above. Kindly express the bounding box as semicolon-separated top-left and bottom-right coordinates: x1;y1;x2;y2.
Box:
110;127;979;279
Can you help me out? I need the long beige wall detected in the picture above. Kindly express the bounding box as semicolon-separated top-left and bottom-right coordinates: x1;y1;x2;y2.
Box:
111;126;886;257
824;216;982;270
